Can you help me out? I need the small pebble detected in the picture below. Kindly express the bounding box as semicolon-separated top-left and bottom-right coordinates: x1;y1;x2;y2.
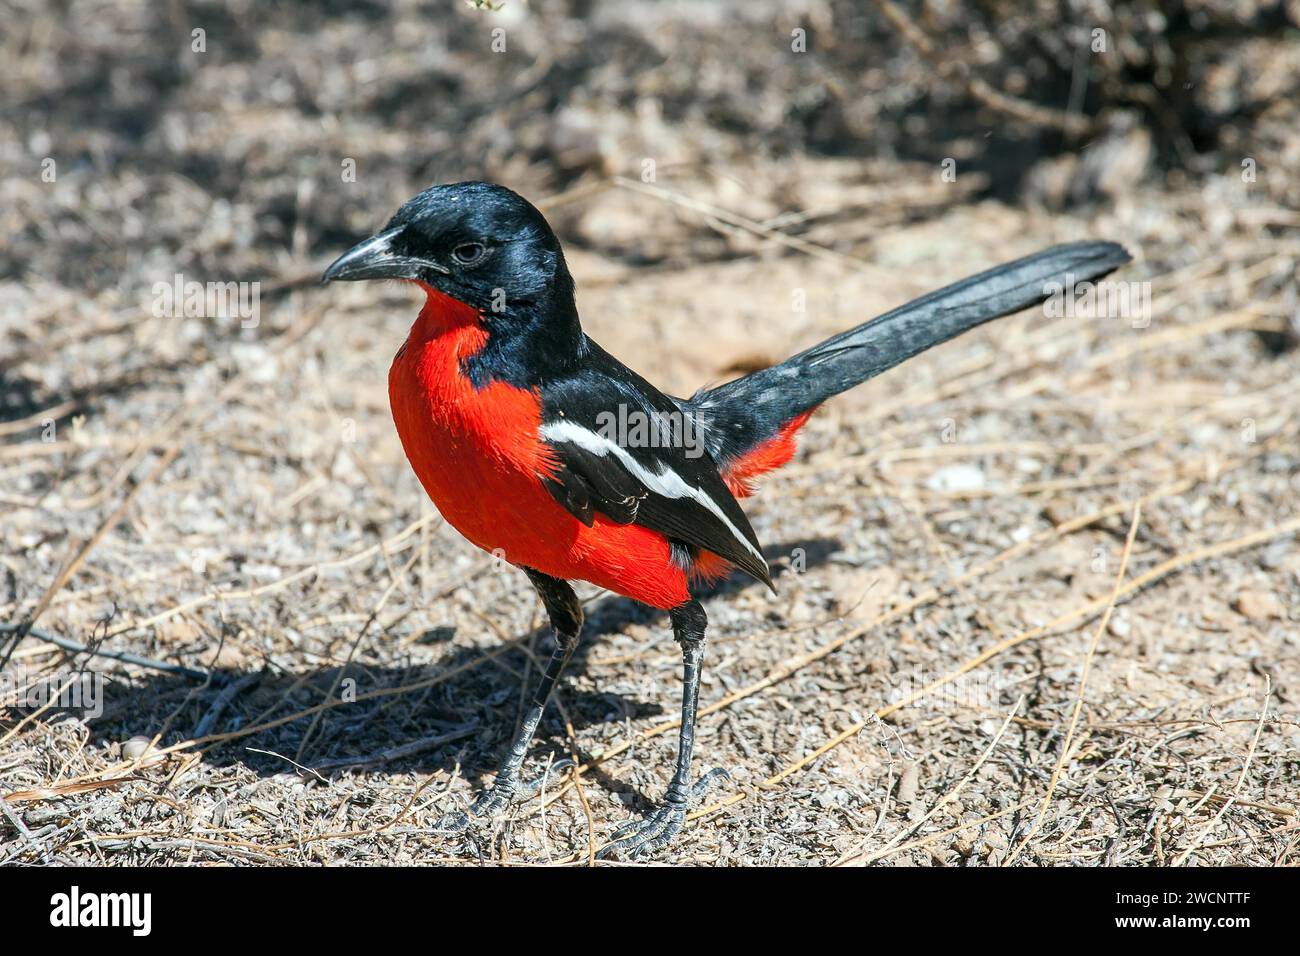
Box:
1233;589;1283;621
122;736;152;762
926;464;985;493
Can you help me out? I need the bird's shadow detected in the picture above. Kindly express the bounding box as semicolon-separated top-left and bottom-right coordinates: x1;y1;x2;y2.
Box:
67;537;841;802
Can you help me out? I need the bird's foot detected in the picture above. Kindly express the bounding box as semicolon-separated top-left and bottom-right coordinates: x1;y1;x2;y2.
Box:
437;758;574;832
597;767;730;860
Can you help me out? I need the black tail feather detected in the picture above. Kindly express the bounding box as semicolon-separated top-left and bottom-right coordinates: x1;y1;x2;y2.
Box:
690;240;1132;466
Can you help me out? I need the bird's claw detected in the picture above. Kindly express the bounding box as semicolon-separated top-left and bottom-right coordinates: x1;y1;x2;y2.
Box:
597;767;731;860
598;801;686;859
516;757;575;800
692;766;731;797
435;758;575;832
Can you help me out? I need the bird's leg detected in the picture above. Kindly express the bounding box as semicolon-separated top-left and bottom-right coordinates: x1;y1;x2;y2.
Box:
599;599;726;859
448;569;582;825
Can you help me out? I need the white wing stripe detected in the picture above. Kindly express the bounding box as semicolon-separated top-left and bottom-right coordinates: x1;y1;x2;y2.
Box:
540;419;767;570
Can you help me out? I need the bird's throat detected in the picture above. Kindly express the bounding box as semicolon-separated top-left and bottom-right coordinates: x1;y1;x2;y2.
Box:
406;281;484;344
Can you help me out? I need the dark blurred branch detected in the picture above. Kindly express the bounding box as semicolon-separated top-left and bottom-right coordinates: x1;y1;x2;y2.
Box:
873;0;1094;138
0;623;213;682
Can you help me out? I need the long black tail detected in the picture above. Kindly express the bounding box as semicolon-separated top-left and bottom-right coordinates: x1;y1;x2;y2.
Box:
690;240;1131;466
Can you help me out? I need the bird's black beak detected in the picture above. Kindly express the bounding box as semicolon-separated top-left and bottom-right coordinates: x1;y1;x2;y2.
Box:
321;226;449;284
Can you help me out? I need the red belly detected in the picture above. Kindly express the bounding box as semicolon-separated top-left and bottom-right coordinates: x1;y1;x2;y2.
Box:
387;318;691;610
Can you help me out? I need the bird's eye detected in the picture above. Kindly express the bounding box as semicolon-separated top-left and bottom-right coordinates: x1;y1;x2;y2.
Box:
451;242;486;265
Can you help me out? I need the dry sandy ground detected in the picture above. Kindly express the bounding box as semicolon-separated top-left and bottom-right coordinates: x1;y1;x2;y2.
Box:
1;0;1298;866
3;167;1297;865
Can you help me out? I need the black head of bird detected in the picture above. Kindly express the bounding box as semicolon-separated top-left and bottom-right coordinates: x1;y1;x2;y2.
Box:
323;181;575;319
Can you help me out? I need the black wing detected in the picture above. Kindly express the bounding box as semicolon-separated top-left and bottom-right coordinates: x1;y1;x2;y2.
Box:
537;340;773;589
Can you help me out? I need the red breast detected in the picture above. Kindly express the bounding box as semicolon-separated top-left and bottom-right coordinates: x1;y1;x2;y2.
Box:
388;286;696;609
